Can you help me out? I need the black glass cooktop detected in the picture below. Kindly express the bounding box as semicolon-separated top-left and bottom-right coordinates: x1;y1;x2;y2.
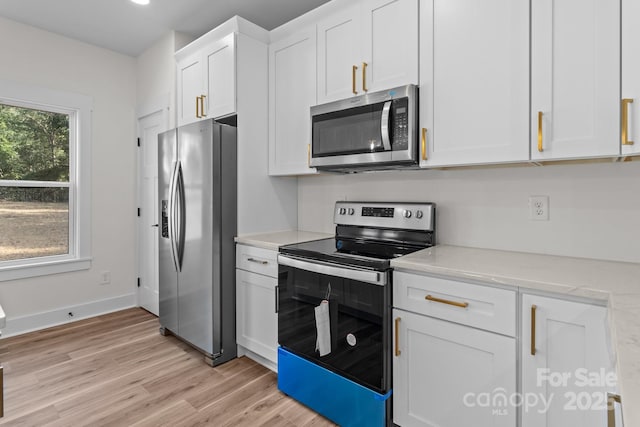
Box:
279;237;426;271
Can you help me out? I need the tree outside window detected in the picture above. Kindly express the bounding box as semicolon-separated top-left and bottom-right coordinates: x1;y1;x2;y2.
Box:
0;102;72;262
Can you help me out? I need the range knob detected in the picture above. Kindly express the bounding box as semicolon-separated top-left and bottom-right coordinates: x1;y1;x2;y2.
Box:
348;208;355;215
339;208;346;215
416;210;424;219
403;209;412;218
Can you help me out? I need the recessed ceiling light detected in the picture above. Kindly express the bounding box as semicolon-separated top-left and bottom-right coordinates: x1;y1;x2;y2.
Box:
131;0;150;5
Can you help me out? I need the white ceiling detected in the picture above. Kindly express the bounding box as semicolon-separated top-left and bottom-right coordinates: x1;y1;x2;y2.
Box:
0;0;331;57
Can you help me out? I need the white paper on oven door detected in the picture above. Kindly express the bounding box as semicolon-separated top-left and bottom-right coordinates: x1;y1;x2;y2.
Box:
315;300;331;356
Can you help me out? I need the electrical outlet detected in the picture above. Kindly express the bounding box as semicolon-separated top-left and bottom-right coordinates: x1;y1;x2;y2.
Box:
529;196;549;221
99;271;111;285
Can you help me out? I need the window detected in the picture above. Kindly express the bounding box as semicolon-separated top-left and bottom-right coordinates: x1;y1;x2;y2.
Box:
0;80;92;280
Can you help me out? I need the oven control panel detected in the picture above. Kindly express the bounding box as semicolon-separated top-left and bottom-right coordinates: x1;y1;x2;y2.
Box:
334;202;435;231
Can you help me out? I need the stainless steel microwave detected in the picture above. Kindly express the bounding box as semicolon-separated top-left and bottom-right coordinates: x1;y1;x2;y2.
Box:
310;84;418;172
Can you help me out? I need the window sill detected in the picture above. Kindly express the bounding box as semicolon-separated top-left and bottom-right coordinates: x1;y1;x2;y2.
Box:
0;257;92;282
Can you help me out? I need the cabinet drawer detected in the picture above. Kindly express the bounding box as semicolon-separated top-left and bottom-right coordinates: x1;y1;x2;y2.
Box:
393;271;516;336
236;244;278;278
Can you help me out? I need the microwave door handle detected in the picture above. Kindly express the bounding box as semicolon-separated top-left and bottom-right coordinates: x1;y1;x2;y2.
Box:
381;101;392;151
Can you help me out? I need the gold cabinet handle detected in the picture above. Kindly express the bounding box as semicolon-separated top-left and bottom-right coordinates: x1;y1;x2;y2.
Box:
425;294;468;308
352;65;358;95
622;99;634;146
195;96;201;118
607;393;622;427
200;95;207;117
394;317;401;356
362;62;368;92
537;111;544;152
307;144;311;168
531;304;537;356
421;128;428;161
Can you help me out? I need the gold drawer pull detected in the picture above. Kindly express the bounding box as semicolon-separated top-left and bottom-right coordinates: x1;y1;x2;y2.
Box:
531;304;537;356
537;111;544;152
200;95;207;117
352;65;358;95
394;317;401;356
425;294;468;308
421;128;428;161
607;393;622;427
362;62;368;92
622;99;634;146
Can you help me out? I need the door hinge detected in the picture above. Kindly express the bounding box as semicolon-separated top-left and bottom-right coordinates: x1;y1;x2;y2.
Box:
137;137;141;147
137;208;141;217
137;277;141;288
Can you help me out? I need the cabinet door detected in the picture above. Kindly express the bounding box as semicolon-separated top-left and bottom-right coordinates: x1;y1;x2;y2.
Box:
393;309;516;427
361;0;418;93
419;0;529;167
268;29;318;176
622;0;640;156
531;0;620;160
317;4;361;103
236;269;278;364
521;295;614;427
176;51;203;127
203;33;236;119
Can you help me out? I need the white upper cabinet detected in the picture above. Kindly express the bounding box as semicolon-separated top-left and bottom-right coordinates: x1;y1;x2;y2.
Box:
419;0;529;167
268;28;318;176
176;51;204;127
176;33;236;126
531;0;620;160
622;0;640;156
203;34;236;120
317;0;418;104
361;0;419;93
317;4;361;103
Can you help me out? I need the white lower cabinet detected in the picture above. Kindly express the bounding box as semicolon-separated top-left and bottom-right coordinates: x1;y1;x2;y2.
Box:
236;245;278;369
521;294;616;427
393;309;517;427
393;272;517;427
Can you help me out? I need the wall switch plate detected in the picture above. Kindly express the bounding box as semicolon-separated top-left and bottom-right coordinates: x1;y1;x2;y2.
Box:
529;196;549;221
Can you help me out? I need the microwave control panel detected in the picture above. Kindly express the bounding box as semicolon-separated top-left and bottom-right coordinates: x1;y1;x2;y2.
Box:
391;98;409;151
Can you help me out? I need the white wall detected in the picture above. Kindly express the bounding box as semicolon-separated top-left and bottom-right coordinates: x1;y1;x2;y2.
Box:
0;16;138;335
298;161;640;263
136;31;193;127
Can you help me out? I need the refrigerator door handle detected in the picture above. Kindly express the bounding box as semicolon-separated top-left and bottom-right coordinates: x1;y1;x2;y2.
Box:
175;162;186;270
168;160;180;272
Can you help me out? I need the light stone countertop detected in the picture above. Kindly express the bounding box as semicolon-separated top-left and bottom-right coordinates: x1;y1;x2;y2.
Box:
234;230;333;251
391;245;640;427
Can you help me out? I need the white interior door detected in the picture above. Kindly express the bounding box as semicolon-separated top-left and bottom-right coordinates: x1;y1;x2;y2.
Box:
137;106;167;316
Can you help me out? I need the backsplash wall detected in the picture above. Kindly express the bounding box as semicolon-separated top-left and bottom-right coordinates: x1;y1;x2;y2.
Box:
297;161;640;263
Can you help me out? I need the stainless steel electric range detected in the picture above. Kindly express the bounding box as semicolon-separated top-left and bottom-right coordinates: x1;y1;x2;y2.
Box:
277;201;436;427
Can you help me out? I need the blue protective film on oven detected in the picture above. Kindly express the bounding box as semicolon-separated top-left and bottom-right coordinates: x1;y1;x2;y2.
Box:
277;347;389;427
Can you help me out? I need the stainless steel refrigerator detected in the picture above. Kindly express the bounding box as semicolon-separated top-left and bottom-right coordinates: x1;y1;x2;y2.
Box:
158;119;237;366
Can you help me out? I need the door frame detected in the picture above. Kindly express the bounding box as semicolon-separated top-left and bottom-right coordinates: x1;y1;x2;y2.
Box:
136;94;170;315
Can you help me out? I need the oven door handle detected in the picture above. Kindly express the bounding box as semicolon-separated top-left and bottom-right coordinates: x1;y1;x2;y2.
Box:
278;254;387;286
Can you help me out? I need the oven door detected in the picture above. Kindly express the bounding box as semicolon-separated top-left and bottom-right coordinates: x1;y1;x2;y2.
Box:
277;254;391;394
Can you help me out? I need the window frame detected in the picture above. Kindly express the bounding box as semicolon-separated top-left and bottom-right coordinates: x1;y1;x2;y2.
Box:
0;80;92;281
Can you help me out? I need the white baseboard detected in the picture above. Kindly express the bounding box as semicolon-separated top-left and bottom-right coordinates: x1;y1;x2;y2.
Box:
237;345;278;373
1;293;137;338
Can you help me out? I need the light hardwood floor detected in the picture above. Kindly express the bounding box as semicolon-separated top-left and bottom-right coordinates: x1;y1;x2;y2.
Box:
0;308;335;426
